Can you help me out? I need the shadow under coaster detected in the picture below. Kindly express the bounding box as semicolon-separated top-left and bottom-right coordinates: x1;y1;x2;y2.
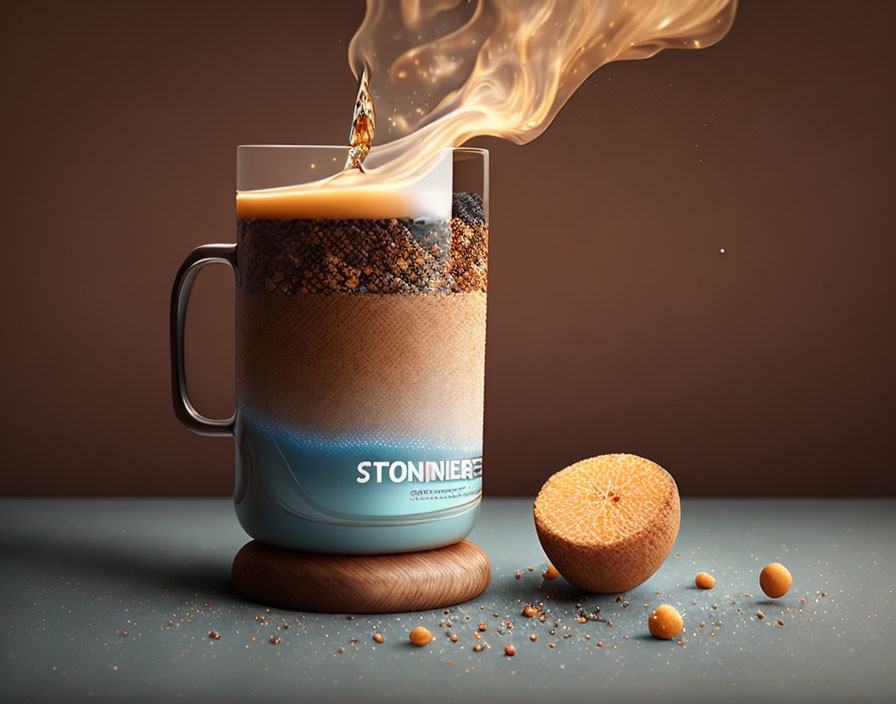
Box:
232;540;491;613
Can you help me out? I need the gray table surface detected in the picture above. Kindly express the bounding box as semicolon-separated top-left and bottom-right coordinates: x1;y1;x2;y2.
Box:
1;498;893;703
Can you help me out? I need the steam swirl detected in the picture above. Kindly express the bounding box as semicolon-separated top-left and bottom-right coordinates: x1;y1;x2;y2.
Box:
350;0;736;177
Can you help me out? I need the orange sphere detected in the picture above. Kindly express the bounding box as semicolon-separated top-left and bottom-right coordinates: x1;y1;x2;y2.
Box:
648;605;683;640
409;627;433;646
759;563;793;598
695;572;716;589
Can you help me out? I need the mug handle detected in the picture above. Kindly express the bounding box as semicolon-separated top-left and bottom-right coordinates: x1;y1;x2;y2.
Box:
169;243;238;437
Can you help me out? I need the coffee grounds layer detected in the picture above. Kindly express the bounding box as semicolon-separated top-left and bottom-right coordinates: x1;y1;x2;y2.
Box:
237;291;486;450
237;192;487;295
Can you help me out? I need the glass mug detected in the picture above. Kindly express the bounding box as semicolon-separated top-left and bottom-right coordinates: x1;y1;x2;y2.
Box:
170;145;488;554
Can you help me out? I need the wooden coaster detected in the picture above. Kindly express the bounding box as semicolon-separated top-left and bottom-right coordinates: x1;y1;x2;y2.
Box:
232;540;491;614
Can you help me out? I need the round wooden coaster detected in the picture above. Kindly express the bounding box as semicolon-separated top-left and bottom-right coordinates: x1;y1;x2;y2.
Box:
232;540;491;614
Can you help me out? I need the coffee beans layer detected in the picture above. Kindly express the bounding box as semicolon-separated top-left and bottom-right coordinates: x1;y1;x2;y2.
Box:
238;192;487;295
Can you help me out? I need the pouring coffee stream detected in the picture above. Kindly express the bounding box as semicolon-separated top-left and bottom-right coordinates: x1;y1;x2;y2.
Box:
346;67;376;170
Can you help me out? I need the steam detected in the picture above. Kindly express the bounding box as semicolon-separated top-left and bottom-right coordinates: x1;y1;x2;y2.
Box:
239;0;737;218
350;0;737;178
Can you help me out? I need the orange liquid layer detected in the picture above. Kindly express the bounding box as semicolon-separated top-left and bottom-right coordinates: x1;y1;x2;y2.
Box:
236;184;425;220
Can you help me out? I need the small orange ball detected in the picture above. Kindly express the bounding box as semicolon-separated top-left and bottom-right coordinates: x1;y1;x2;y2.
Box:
759;562;793;599
695;572;716;589
648;604;683;640
409;627;434;647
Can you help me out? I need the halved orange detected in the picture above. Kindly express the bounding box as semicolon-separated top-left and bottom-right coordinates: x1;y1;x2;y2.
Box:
534;454;680;593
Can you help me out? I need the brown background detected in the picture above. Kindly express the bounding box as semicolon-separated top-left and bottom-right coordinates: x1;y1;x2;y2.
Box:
1;0;894;497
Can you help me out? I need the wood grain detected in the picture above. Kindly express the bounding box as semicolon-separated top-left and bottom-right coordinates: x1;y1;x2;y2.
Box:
232;540;491;614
